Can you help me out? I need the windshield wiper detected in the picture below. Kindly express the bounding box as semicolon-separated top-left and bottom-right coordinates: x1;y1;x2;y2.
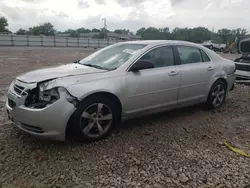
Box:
83;64;110;70
73;60;80;64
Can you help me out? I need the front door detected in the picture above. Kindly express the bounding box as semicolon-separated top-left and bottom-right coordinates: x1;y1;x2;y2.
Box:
124;46;181;115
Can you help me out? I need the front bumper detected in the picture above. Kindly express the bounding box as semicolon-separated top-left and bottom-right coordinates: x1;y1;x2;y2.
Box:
5;82;76;141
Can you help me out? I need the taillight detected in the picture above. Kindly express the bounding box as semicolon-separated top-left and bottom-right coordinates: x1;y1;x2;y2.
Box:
234;64;236;73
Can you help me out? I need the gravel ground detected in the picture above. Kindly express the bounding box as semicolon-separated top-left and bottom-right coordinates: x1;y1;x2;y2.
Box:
0;47;250;188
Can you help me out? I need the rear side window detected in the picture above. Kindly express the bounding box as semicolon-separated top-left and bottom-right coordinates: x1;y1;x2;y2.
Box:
200;50;211;62
177;46;202;64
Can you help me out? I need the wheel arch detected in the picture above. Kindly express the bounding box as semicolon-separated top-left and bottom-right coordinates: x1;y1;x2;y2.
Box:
81;91;123;115
205;77;228;109
206;77;228;100
65;91;122;140
215;77;228;90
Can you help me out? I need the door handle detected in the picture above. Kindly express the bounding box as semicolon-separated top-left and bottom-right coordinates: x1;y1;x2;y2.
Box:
207;67;215;71
169;71;179;76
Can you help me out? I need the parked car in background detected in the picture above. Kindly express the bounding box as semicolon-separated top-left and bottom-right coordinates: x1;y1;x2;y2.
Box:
203;40;226;51
234;38;250;82
6;40;236;142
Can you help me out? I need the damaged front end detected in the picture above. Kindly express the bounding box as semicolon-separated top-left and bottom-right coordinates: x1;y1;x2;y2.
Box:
24;79;79;108
234;38;250;83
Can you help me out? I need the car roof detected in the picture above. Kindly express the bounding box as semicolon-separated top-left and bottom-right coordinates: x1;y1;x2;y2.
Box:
241;38;250;42
121;40;204;48
122;40;192;45
119;40;224;61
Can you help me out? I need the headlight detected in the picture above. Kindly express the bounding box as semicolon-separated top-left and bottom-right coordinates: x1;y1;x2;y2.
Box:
38;80;60;104
39;79;57;92
39;87;60;103
38;80;78;106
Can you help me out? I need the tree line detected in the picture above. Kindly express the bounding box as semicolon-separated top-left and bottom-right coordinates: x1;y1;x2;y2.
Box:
136;27;248;44
0;14;248;44
14;23;133;39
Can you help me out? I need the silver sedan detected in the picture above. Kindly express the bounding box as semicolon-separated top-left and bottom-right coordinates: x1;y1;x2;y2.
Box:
6;40;236;141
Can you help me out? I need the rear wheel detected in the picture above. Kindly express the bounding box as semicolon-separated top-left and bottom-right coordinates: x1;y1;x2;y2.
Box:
67;96;120;142
206;80;227;109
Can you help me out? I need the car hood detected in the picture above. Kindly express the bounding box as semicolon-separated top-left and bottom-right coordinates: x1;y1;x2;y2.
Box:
16;63;107;83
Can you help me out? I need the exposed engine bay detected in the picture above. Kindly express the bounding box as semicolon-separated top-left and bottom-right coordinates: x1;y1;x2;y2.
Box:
24;87;60;108
13;79;78;109
234;38;250;83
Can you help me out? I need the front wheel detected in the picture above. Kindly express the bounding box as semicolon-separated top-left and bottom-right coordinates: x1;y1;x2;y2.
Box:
206;80;227;109
66;96;119;142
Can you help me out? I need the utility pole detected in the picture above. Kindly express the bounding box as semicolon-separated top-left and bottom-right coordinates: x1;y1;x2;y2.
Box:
211;27;214;40
102;18;107;39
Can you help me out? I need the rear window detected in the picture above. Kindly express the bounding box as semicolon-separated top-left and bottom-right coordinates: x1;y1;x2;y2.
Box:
200;50;211;62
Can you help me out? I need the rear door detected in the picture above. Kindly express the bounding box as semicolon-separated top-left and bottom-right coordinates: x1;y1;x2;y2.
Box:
175;45;214;105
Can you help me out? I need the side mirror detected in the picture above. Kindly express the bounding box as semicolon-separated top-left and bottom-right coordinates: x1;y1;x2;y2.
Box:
130;60;154;72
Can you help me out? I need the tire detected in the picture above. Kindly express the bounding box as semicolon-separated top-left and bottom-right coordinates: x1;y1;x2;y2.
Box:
66;95;120;142
206;80;227;109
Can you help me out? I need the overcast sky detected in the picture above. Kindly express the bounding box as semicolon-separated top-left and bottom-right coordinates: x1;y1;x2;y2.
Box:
0;0;249;33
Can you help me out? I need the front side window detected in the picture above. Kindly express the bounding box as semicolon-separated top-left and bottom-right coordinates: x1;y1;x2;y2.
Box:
139;46;174;68
79;43;147;70
177;46;202;64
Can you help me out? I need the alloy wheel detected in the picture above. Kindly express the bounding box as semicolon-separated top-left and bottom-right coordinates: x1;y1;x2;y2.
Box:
211;84;225;108
80;103;113;138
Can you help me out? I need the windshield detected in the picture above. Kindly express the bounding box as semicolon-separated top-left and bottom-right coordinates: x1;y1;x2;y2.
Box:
79;43;146;70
